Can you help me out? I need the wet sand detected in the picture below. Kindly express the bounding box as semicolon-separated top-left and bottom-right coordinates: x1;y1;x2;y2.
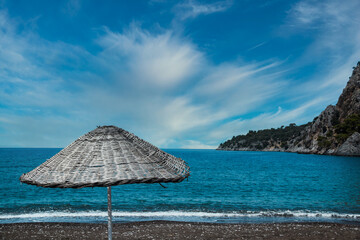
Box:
1;221;360;239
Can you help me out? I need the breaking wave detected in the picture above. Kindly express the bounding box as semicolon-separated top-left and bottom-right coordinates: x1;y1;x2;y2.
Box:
1;210;359;223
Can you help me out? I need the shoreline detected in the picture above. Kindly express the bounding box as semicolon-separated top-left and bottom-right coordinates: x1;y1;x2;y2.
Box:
1;221;360;239
1;209;359;224
216;148;360;157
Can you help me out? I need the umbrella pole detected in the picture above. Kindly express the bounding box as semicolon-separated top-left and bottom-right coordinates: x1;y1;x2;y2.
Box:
107;186;112;240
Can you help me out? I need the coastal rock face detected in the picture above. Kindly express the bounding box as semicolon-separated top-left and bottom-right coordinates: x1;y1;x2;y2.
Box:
218;61;360;156
336;132;360;156
337;67;360;120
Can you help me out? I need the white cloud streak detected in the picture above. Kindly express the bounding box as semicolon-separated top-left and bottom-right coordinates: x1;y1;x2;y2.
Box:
97;25;203;89
175;0;232;20
288;0;360;62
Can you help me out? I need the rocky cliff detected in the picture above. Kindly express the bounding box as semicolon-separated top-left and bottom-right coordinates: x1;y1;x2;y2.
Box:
218;61;360;156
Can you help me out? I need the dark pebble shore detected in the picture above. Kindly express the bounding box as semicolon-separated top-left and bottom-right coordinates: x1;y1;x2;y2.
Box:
1;221;360;240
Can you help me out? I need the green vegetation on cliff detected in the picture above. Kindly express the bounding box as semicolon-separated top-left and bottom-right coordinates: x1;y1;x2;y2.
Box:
335;114;360;139
320;114;360;145
219;122;310;150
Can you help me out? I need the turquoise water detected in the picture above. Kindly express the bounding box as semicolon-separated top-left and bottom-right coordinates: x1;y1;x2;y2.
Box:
0;148;359;224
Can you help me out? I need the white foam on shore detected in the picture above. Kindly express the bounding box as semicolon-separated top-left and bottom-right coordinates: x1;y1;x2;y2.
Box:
0;210;359;221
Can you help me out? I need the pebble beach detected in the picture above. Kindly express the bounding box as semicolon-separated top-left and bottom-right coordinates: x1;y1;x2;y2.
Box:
1;221;360;240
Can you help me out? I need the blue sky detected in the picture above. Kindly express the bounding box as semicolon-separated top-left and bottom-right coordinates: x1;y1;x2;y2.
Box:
0;0;359;148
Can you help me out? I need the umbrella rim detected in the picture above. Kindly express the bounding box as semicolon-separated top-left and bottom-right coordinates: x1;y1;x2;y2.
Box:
20;174;189;188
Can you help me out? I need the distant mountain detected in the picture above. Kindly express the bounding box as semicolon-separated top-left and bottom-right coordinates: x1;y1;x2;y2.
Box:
218;61;360;156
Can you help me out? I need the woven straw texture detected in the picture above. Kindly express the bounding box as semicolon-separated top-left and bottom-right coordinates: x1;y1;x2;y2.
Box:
20;126;190;188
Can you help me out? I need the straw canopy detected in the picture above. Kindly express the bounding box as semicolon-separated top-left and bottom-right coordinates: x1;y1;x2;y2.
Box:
20;126;190;188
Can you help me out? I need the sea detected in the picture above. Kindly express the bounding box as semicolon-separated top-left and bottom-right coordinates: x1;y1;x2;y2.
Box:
0;148;359;224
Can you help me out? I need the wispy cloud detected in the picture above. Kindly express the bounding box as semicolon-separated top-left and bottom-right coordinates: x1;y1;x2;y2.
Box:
175;0;232;20
290;0;359;28
247;41;267;52
62;0;82;16
287;0;360;58
282;0;360;105
0;11;75;109
97;25;203;88
290;1;322;25
0;11;286;148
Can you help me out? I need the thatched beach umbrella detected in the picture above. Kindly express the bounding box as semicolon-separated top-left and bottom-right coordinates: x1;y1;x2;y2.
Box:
20;126;190;240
